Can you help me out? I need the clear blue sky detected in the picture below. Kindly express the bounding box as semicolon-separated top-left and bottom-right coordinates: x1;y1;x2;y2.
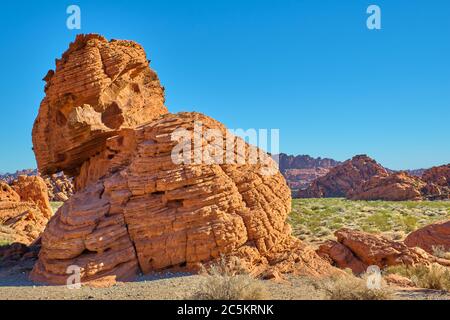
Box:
0;0;449;173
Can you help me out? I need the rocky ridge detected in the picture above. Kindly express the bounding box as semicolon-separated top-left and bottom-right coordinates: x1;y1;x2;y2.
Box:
0;176;52;244
299;155;450;201
318;228;450;274
1;170;74;202
278;153;340;190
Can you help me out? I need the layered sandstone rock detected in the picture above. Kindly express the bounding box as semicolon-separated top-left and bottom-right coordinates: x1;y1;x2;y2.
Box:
30;34;338;285
348;172;425;201
278;153;340;191
300;155;449;201
284;168;331;191
44;173;74;202
422;164;450;186
31;112;335;284
32;34;168;179
404;220;450;254
0;170;74;202
0;177;52;244
317;229;448;274
12;176;52;218
300;155;388;198
421;164;450;200
0;182;20;202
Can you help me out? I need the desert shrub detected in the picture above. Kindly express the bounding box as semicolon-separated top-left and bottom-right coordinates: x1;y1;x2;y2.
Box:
191;256;270;300
322;274;392;300
386;264;450;291
432;245;450;260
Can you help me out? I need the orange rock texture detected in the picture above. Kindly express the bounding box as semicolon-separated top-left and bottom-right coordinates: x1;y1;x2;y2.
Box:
318;229;450;274
300;155;388;198
405;220;450;254
347;172;425;201
32;34;168;180
421;164;450;200
32;112;336;284
0;176;52;244
300;155;449;201
30;35;335;285
44;173;74;202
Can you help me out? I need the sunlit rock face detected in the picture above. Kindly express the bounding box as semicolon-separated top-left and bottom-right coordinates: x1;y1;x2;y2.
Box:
31;35;336;285
32;34;168;178
0;176;52;245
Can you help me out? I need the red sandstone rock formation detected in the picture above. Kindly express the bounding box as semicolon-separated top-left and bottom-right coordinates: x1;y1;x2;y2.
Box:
317;229;449;274
30;35;336;285
299;155;388;198
300;156;449;201
422;164;450;186
278;153;340;191
284;168;331;191
421;164;450;200
0;170;74;202
348;172;425;201
404;220;450;254
12;176;52;218
0;176;52;245
31;112;335;284
0;183;20;202
32;34;168;180
44;173;74;202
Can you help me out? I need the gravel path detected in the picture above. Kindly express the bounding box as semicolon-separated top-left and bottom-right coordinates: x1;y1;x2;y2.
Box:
1;267;449;300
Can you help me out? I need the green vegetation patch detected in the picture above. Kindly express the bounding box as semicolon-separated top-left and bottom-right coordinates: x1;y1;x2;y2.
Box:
289;198;450;244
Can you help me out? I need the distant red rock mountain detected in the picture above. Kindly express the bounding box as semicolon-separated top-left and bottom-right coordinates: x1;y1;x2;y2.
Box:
298;155;388;198
277;153;341;190
298;155;450;201
0;169;38;184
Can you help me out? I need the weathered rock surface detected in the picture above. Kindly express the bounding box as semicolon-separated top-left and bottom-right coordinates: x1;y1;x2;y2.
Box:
278;153;341;171
0;242;40;267
32;34;168;179
1;170;74;202
422;164;450;186
0;169;38;184
0;176;52;244
404;220;450;254
11;176;52;218
278;153;340;192
299;156;449;201
284;168;331;191
317;229;448;274
0;182;20;202
299;155;388;198
348;172;425;201
31;112;335;284
29;34;339;285
421;164;450;200
44;173;74;202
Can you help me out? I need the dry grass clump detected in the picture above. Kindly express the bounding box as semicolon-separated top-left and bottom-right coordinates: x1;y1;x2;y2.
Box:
386;264;450;291
321;272;393;300
191;256;270;300
0;226;15;247
432;245;450;260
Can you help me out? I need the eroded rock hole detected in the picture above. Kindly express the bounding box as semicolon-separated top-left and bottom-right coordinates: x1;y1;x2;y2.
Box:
167;199;183;208
56;110;67;126
101;102;125;129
